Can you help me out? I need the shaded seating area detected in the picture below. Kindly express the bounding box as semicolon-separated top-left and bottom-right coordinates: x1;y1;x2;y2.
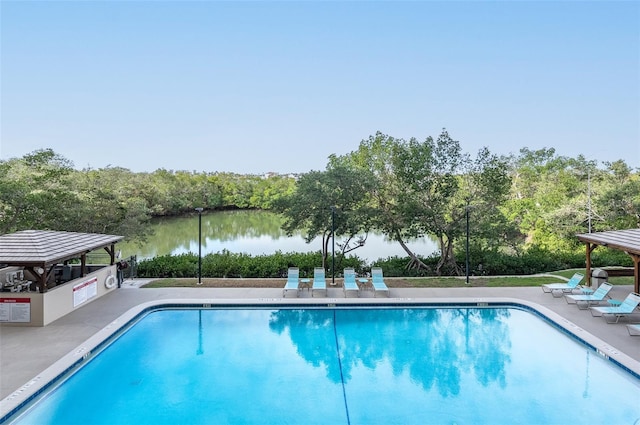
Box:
0;230;123;326
590;292;640;323
0;230;123;294
565;282;612;309
541;273;584;297
312;267;327;297
371;267;389;297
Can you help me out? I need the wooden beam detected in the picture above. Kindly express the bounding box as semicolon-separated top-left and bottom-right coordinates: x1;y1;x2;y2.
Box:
104;243;116;265
43;265;57;293
23;266;48;293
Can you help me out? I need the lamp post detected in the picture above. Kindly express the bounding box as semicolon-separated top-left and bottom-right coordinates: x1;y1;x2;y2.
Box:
575;163;595;234
465;204;470;285
587;169;592;233
331;206;336;285
195;207;204;285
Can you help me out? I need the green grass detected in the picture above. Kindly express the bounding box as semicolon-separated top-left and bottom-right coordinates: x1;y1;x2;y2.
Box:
144;278;201;288
405;276;561;288
542;268;634;285
142;269;634;288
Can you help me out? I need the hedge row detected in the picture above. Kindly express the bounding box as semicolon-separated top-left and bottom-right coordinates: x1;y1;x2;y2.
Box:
137;250;366;279
137;247;633;279
373;247;632;277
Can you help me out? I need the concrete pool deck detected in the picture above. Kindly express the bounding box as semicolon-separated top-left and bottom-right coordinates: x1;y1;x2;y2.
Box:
1;281;639;417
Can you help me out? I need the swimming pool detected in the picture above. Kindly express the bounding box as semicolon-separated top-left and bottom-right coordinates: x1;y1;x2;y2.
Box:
3;305;640;424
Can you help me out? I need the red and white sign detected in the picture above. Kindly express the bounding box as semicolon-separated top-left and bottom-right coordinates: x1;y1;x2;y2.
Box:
73;277;98;307
0;298;31;323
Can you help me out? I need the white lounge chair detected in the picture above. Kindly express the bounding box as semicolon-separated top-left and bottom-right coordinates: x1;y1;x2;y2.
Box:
541;273;584;297
283;267;300;297
312;267;327;297
565;282;612;309
371;267;389;298
343;268;359;297
590;292;640;323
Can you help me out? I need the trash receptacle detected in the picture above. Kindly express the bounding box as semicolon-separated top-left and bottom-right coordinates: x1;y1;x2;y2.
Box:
591;268;608;289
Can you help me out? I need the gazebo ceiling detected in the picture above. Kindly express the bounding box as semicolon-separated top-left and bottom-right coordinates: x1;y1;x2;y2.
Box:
576;228;640;256
0;230;123;268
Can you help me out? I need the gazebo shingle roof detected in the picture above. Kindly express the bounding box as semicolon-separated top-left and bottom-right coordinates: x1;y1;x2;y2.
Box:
576;228;640;256
0;230;123;267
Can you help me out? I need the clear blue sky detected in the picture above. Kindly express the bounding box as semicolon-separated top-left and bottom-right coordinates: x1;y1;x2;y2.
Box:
1;1;638;174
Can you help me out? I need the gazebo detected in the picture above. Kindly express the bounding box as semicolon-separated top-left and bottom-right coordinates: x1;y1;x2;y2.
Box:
0;230;123;293
0;230;123;326
576;228;640;293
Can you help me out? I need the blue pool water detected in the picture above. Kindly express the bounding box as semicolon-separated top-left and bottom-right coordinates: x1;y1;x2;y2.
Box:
7;307;640;424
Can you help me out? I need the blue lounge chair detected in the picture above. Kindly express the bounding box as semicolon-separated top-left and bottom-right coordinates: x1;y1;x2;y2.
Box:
371;267;389;298
312;267;327;297
590;292;640;323
565;282;612;309
283;267;300;297
541;273;584;297
343;268;359;297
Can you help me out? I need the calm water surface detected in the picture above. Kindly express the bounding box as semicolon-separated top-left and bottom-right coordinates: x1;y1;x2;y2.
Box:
11;308;640;425
118;210;438;263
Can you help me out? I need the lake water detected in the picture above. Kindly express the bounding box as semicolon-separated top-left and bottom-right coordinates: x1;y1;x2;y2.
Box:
117;210;438;264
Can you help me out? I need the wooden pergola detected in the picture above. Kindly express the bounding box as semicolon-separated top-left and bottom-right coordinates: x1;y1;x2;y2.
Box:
576;228;640;293
0;230;123;293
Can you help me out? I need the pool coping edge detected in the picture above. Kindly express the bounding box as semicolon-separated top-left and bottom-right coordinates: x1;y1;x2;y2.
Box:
1;296;639;422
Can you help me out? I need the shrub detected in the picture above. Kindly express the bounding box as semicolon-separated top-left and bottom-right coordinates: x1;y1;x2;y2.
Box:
137;250;367;278
137;244;632;279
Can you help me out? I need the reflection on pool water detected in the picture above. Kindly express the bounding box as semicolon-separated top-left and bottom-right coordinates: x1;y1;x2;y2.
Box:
8;307;640;424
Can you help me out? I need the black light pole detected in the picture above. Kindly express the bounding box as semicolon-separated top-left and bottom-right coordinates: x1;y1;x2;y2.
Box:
465;204;470;285
195;207;204;285
587;169;592;233
331;206;336;285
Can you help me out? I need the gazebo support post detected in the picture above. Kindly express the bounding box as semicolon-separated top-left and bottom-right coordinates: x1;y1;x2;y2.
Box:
632;254;640;294
81;254;87;277
104;243;116;265
39;268;48;293
577;228;640;295
584;242;597;287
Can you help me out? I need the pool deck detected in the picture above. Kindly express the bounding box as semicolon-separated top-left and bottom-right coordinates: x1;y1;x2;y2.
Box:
1;281;639;416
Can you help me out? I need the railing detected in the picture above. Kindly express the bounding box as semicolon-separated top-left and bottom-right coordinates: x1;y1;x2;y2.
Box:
119;255;138;279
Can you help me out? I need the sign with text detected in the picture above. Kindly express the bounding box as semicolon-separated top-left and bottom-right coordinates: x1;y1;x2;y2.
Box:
72;277;98;308
0;298;31;323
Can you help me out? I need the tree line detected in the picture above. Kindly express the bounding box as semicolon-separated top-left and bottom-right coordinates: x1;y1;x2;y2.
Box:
0;149;295;240
1;132;638;275
274;131;638;274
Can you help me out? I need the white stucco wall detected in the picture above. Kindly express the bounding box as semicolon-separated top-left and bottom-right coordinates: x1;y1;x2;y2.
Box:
0;265;118;327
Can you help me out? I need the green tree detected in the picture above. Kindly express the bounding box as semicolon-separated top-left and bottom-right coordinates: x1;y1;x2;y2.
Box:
595;160;640;230
69;166;152;238
504;148;586;251
392;130;511;274
273;164;376;270
503;149;640;252
332;132;422;267
0;149;80;233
